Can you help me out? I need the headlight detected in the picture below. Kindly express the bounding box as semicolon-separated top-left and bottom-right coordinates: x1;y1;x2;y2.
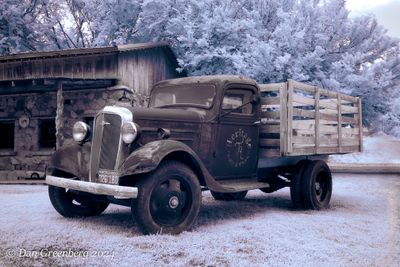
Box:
72;121;89;142
121;122;139;144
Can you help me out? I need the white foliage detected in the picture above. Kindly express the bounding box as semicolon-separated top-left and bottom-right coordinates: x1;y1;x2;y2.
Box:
1;0;400;132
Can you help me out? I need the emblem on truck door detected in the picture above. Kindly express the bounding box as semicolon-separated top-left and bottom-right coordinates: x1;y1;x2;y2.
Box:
226;128;252;167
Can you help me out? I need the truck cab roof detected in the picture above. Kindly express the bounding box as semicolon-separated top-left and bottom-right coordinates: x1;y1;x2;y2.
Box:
152;75;258;90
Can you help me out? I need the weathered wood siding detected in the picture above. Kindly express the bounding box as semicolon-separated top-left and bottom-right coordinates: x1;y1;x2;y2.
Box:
259;80;362;158
0;44;182;96
0;54;118;81
118;48;180;94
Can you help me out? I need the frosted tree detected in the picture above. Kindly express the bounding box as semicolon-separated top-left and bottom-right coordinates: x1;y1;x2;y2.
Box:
141;0;400;128
86;0;143;46
1;0;399;131
0;0;49;54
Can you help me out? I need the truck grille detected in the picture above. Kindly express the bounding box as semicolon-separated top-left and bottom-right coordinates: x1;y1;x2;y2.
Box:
90;113;122;182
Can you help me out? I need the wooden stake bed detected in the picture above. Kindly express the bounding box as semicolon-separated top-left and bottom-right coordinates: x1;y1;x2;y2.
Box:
259;80;363;158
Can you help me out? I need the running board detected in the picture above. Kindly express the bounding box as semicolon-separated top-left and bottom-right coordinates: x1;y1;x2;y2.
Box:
213;178;271;192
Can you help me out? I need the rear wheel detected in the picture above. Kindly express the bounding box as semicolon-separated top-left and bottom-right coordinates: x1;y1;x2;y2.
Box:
301;160;332;210
290;160;310;209
131;161;201;235
210;190;248;201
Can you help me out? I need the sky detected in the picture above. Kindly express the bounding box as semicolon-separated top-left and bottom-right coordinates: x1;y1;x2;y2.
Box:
346;0;400;38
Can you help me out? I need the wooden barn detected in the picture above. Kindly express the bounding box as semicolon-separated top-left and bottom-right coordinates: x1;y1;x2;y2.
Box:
0;42;184;180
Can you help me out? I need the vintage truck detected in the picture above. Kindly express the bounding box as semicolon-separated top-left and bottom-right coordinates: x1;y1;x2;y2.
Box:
46;75;363;234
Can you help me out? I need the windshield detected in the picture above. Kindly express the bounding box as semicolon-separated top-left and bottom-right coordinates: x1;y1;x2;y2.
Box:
149;84;216;109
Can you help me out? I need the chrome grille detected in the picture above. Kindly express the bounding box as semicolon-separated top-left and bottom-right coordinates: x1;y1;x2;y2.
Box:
90;112;122;182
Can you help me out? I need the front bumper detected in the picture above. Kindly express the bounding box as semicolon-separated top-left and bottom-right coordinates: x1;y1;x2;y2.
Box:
46;175;138;199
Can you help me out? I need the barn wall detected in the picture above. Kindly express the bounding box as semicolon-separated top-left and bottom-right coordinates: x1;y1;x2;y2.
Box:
0;88;132;179
61;89;134;147
0;44;182;179
118;48;180;95
0;54;118;81
0;93;57;176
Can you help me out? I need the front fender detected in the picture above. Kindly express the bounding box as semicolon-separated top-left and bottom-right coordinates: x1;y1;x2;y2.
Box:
48;143;91;179
119;140;198;176
119;140;230;192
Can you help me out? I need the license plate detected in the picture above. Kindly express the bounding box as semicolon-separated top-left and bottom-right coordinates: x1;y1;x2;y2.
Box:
97;169;120;185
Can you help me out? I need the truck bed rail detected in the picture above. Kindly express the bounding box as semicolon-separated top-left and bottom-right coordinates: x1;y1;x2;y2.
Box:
259;80;362;157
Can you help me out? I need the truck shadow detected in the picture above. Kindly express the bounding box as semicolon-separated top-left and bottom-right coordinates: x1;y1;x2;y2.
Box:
196;193;293;227
72;192;295;234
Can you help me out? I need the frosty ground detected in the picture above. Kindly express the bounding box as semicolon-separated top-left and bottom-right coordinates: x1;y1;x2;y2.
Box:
0;174;399;267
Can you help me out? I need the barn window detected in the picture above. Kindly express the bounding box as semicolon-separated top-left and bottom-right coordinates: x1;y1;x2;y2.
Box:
39;118;56;149
0;120;15;150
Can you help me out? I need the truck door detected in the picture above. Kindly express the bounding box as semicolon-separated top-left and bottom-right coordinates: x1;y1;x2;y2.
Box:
211;85;260;179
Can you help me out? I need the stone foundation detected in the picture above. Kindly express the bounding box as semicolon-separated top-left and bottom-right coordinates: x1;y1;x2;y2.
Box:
0;87;136;179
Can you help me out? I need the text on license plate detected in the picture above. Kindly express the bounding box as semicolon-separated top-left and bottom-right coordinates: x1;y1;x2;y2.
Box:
97;169;120;185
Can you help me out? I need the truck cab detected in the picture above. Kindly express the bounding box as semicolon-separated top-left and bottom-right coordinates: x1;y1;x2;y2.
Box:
46;75;362;234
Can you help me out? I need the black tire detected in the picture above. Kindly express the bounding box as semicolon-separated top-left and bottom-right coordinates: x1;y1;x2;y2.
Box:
131;160;202;235
211;190;248;201
302;160;332;210
290;159;310;209
48;186;109;217
259;187;276;193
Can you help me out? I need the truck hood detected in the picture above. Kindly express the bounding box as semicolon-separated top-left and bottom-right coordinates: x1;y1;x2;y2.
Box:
130;107;206;123
128;107;205;148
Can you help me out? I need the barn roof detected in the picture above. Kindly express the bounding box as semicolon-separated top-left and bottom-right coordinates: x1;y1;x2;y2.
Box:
0;42;173;62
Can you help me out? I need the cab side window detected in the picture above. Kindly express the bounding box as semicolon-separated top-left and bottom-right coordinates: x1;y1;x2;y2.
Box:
222;89;254;115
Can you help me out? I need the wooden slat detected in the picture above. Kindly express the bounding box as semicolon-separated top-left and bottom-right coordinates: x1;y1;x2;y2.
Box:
294;125;339;135
292;120;316;130
261;110;280;120
317;98;358;113
260;125;280;133
342;138;360;147
358;97;363;152
315;87;320;153
292;119;340;127
290;80;358;102
292;108;315;119
259;138;280;146
291;140;358;148
319;98;338;110
288;145;360;156
342;127;360;135
280;83;287;155
290;80;316;94
341;116;357;124
320;125;340;134
319;108;340;115
259;83;285;92
341;105;359;114
295;137;359;147
261;97;280;106
320;98;353;105
293;94;315;106
287;80;293;153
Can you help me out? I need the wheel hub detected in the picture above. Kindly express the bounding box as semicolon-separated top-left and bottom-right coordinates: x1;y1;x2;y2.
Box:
315;182;321;191
168;196;180;209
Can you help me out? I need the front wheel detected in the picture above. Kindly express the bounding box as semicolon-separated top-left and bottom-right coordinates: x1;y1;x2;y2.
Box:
131;160;202;235
48;185;109;217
